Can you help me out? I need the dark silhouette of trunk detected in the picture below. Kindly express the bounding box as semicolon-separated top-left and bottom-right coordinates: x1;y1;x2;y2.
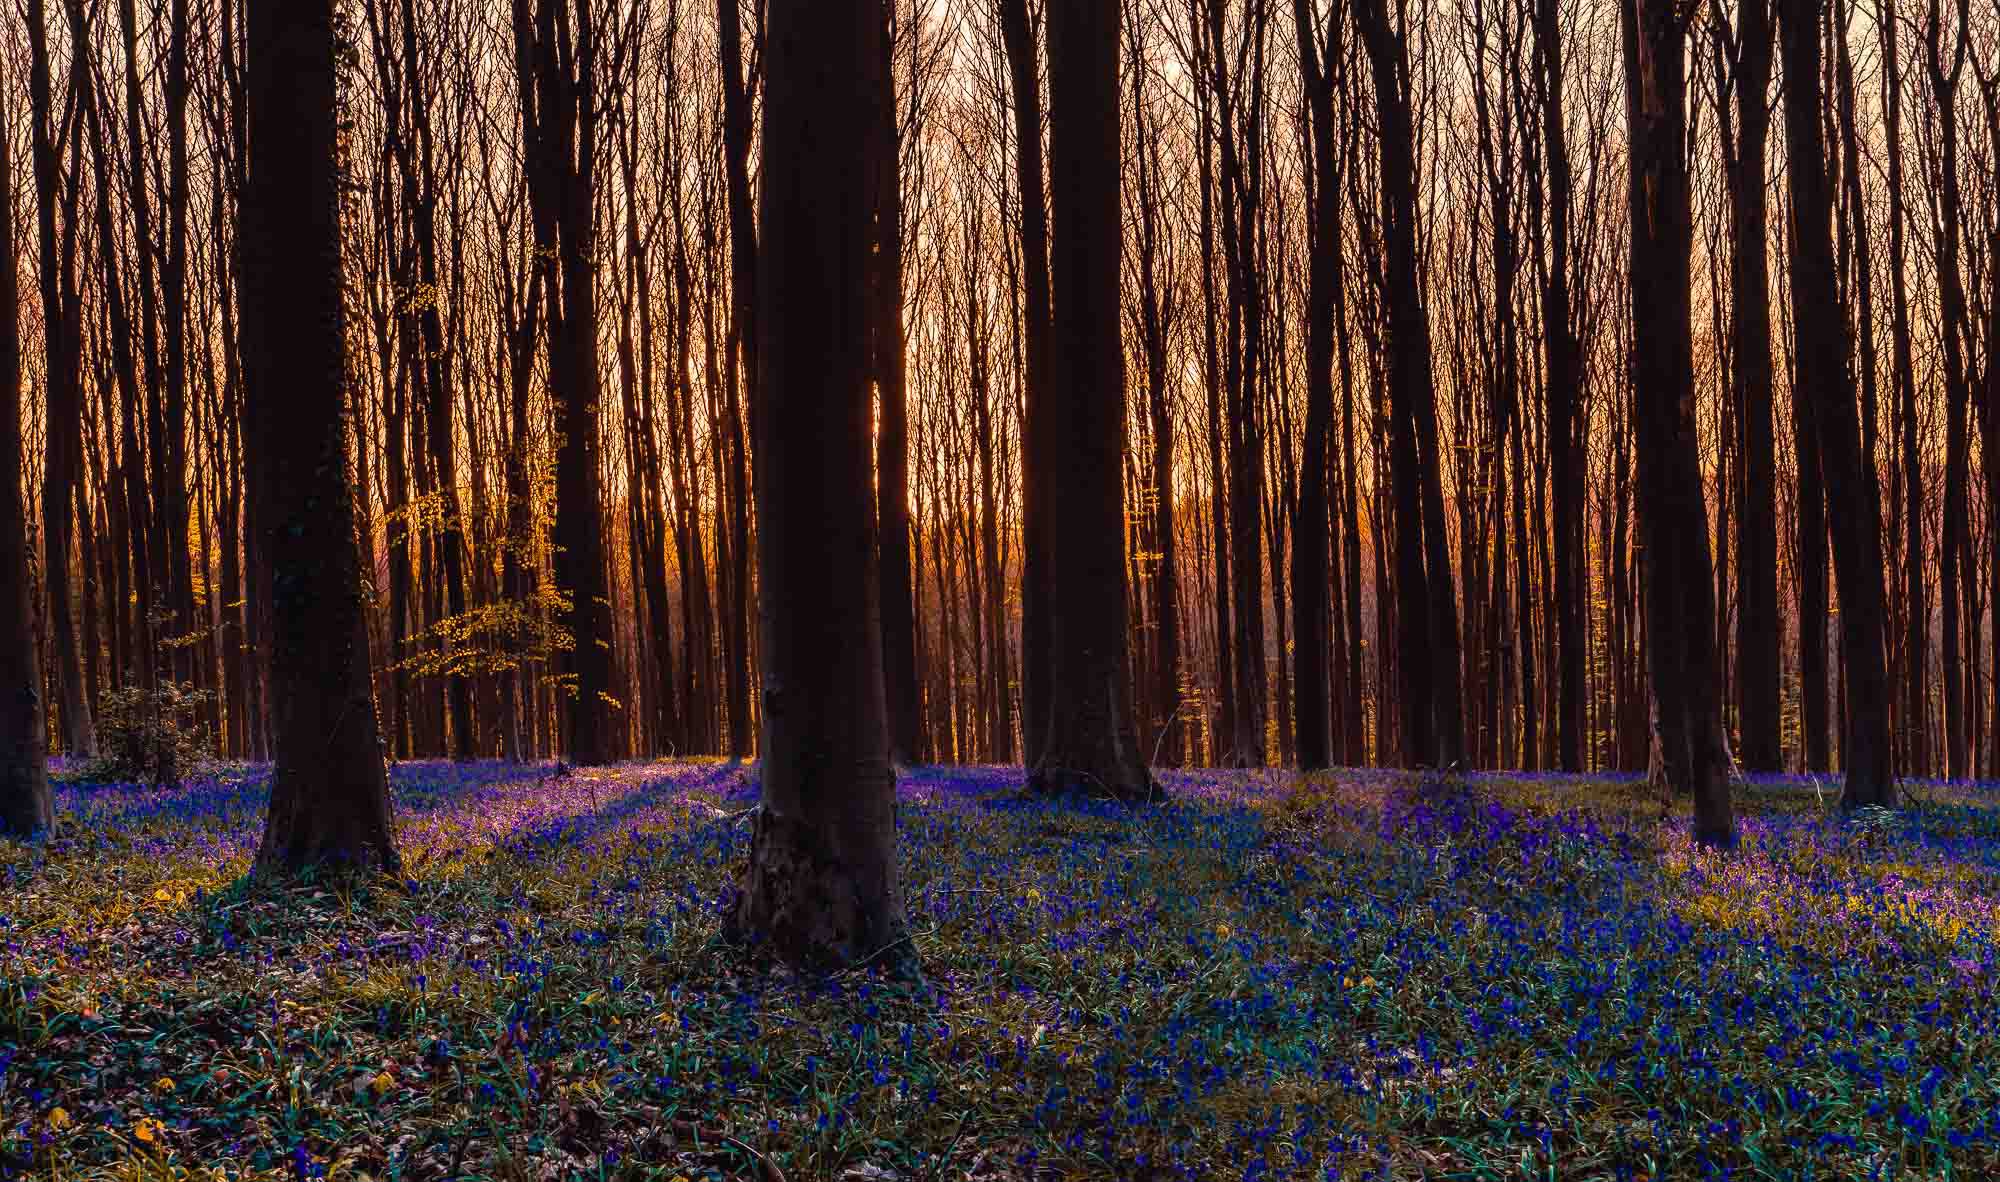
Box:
998;0;1055;768
1878;0;1923;776
1291;0;1340;771
1334;94;1366;767
963;224;1014;765
27;0;94;759
1206;0;1269;770
1532;0;1584;770
1623;0;1733;846
1792;345;1831;769
112;0;190;687
728;0;911;974
1191;3;1234;765
1920;0;1971;778
1130;22;1181;766
871;1;922;766
395;0;475;761
1;72;51;838
1717;0;1781;773
1028;0;1157;803
244;0;400;874
517;0;614;765
72;0;152;699
717;0;756;760
1833;9;1885;769
1783;0;1892;806
1356;0;1461;768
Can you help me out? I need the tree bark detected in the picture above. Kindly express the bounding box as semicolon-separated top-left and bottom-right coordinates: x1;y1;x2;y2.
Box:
517;0;614;765
27;0;94;759
1720;0;1782;773
1781;0;1893;806
1623;0;1733;846
871;1;923;767
245;0;400;874
729;0;911;973
1291;0;1340;771
1028;0;1157;802
998;0;1055;769
1356;0;1461;768
1;64;51;839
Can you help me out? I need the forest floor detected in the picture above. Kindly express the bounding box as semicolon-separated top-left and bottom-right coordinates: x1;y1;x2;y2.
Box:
1;760;1997;1181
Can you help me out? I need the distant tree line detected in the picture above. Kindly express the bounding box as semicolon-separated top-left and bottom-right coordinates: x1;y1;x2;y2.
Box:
3;0;1999;846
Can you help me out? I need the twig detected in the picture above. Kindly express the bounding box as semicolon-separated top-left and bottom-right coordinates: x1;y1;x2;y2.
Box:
723;1133;788;1182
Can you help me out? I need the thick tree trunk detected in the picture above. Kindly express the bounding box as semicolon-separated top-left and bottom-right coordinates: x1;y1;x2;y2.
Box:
1781;0;1893;807
1028;0;1157;803
729;0;911;973
244;0;400;874
1623;0;1733;847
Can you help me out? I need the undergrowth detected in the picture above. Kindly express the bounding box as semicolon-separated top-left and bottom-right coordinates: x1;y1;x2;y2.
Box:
2;762;1997;1180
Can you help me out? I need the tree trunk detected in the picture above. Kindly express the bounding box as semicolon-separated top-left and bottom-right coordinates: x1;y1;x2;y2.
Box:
1877;0;1923;777
1356;0;1460;768
871;1;922;767
27;0;93;759
1721;0;1782;774
518;0;614;766
1781;0;1892;807
1028;0;1157;803
1;68;51;838
245;0;400;874
1130;21;1181;767
1532;0;1585;771
1291;0;1339;771
729;0;911;973
1623;0;1733;846
998;0;1055;769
